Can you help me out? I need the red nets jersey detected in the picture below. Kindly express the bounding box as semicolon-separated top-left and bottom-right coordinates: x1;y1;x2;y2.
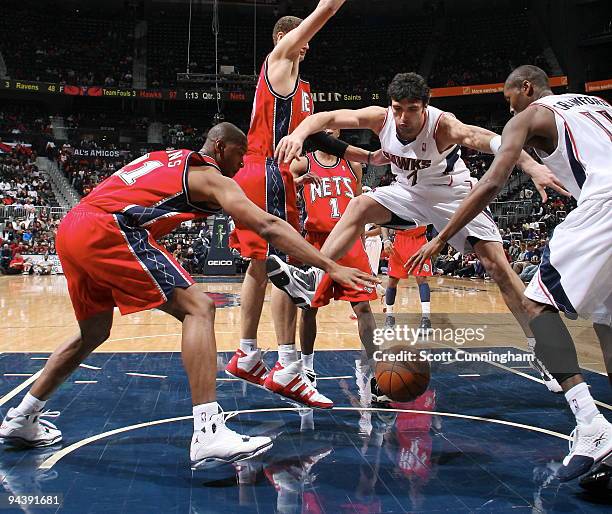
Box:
246;56;314;163
81;149;221;239
395;225;427;242
301;152;359;234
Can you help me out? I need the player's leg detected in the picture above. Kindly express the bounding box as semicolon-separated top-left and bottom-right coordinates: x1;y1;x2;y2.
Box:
350;301;377;362
299;307;319;385
160;285;272;468
266;194;394;308
226;259;270;387
264;232;333;408
592;294;612;387
0;310;113;448
595;323;612;387
471;239;562;391
415;275;432;332
472;240;532;335
385;276;400;328
522;200;612;481
31;311;114;400
524;298;610;480
271;287;299;367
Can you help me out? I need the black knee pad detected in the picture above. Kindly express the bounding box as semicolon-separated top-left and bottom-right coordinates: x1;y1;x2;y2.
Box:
530;312;581;384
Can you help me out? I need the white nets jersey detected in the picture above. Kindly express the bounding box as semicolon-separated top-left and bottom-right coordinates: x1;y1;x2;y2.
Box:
531;94;612;203
379;105;469;188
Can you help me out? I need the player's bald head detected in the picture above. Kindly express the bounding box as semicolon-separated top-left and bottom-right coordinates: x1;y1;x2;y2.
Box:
206;122;247;148
503;65;553;115
505;65;550;92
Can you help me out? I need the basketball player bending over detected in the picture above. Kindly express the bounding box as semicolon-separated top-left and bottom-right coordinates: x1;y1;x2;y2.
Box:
267;72;570;394
0;123;374;470
407;65;612;482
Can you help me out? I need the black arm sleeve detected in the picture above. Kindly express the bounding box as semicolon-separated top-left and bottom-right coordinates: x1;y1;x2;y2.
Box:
305;131;349;158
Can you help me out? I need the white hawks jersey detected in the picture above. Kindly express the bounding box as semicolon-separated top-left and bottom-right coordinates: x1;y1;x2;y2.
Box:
379;105;469;188
530;94;612;203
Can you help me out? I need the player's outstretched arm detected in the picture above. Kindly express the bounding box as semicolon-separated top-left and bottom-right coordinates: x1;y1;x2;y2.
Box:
436;113;570;201
189;169;377;290
405;114;531;274
270;0;346;62
276;107;387;163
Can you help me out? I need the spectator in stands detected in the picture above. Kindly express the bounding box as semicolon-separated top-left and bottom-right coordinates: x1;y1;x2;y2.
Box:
512;243;536;275
519;255;541;283
508;240;521;261
7;252;25;274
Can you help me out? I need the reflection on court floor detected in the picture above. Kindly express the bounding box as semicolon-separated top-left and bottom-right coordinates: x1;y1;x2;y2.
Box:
1;348;610;513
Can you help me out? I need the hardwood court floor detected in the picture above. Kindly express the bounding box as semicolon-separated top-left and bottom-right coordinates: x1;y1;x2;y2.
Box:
0;275;605;374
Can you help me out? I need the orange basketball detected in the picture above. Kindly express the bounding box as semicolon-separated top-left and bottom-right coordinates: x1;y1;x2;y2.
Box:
375;346;431;402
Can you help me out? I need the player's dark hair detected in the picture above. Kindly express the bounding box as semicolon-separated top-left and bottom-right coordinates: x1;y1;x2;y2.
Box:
505;65;550;91
273;16;303;44
387;73;431;105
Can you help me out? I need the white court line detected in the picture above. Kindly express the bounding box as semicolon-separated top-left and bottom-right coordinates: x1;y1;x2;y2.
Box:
458;374;481;377
447;346;612;412
39;405;571;471
75;381;98;384
0;369;43;407
3;373;34;377
79;364;101;370
30;357;49;361
126;372;167;379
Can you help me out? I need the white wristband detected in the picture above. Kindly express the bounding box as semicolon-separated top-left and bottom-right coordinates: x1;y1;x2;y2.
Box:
489;135;502;155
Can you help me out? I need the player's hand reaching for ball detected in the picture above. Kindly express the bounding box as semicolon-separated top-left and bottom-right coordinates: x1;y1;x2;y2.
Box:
404;236;446;275
328;263;380;291
275;134;306;164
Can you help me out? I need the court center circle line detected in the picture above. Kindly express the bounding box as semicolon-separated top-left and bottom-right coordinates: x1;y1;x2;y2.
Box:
39;406;571;470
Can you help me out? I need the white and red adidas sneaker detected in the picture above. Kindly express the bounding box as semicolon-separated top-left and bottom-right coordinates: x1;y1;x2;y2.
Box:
225;348;269;388
263;360;333;409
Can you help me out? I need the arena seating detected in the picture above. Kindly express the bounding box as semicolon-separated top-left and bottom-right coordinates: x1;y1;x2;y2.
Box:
428;10;550;87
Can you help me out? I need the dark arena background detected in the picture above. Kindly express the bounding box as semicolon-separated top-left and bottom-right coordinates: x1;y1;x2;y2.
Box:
0;0;611;513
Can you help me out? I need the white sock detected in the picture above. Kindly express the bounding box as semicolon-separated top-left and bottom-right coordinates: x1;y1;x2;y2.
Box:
385;305;394;315
565;382;599;425
302;352;314;370
239;338;257;353
15;392;46;415
193;401;220;432
421;302;431;317
527;337;536;352
278;344;298;367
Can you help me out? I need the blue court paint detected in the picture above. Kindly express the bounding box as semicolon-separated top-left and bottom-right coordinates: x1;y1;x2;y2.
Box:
0;348;609;514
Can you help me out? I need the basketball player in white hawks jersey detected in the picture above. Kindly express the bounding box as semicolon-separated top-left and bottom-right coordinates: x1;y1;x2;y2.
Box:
267;72;568;391
407;65;612;483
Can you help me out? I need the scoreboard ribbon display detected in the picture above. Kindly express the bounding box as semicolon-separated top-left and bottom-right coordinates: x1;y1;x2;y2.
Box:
2;76;572;104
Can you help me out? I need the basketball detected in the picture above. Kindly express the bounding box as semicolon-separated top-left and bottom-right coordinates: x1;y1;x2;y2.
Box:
375;346;431;402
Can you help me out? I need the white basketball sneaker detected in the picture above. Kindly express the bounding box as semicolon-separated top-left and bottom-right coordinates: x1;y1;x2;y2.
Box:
266;256;324;308
0;408;62;447
190;410;273;470
557;414;612;481
264;360;333;409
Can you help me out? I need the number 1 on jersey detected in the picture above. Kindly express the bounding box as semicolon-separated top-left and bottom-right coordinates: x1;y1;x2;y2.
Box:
117;154;164;185
329;197;341;218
